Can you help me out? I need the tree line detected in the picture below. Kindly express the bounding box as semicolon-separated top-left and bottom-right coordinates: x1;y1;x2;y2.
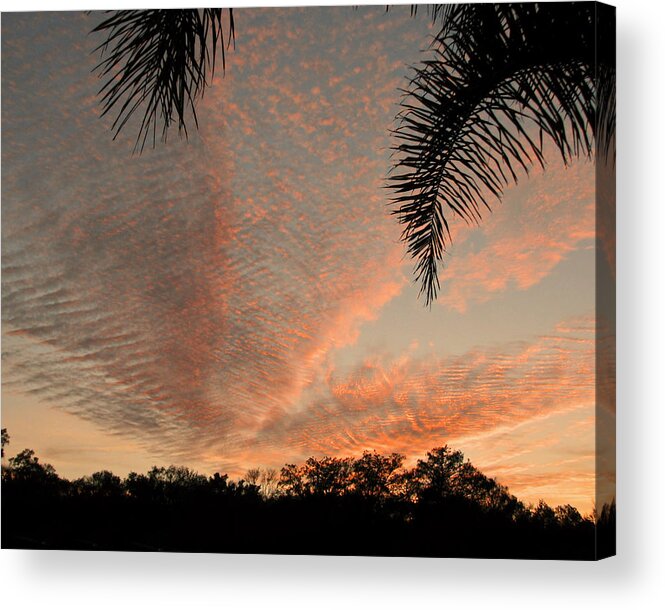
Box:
1;429;614;558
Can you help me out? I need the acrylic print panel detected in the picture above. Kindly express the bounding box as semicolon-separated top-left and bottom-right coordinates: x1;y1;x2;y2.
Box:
1;3;615;559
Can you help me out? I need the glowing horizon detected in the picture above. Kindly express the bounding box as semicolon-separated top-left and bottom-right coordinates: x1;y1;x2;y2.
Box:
2;7;606;515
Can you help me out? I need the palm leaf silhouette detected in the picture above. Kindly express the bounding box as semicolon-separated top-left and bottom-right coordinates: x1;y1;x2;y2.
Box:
87;6;454;154
88;6;614;305
390;3;615;305
91;9;234;153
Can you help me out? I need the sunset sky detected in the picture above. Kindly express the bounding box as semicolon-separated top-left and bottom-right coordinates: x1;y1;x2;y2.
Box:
2;8;603;513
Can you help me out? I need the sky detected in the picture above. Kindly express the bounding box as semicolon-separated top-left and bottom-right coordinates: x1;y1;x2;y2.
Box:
1;8;608;514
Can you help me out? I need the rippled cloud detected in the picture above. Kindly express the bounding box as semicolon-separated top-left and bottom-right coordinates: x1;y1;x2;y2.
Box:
3;9;598;513
436;152;596;313
255;316;595;457
2;8;424;463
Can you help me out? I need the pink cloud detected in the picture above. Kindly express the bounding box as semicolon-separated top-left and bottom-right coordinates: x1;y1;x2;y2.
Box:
436;152;595;312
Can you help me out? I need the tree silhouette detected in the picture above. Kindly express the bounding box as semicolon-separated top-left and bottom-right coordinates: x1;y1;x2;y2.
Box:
5;448;59;485
1;438;612;558
245;467;279;497
73;470;124;497
1;428;9;458
351;450;404;500
260;467;279;498
532;498;558;528
408;445;466;500
555;503;584;528
278;456;354;497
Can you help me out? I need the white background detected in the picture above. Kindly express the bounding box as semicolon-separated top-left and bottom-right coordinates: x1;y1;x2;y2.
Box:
1;1;663;608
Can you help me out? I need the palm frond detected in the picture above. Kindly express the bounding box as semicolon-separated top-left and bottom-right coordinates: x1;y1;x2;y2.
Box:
596;6;617;164
390;3;614;306
408;3;448;25
91;9;234;153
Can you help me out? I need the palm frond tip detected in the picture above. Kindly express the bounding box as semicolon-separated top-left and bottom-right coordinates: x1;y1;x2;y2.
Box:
390;3;615;306
91;9;235;153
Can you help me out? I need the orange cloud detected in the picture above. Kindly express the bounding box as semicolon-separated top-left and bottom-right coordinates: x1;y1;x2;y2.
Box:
435;150;595;313
246;316;596;510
